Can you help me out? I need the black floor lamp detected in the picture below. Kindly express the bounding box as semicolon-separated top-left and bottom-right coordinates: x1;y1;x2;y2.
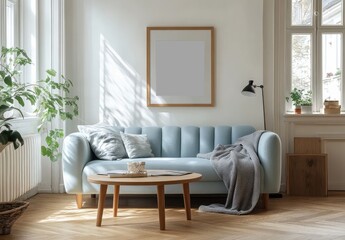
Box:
241;80;266;130
242;80;283;198
242;80;283;199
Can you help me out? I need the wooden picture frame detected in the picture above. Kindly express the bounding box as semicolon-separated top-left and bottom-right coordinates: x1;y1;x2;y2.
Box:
147;27;214;107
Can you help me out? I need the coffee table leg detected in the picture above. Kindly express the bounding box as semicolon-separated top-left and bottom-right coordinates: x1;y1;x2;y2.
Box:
113;185;120;217
156;185;165;230
183;183;191;220
96;184;108;227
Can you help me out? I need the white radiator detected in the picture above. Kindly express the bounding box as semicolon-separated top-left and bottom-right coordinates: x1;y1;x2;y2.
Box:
0;134;41;202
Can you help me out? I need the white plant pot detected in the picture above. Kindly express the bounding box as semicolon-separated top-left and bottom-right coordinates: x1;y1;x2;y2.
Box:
301;105;312;114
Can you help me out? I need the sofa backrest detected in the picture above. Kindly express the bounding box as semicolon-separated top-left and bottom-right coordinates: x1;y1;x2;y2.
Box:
119;125;256;158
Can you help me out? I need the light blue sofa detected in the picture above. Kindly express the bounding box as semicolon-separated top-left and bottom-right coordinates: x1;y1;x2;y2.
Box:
62;125;281;208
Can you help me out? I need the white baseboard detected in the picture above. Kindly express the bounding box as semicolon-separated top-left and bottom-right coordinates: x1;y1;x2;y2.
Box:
38;182;52;193
59;184;66;193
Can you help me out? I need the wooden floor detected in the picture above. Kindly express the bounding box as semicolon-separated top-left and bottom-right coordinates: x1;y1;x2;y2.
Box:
4;192;345;239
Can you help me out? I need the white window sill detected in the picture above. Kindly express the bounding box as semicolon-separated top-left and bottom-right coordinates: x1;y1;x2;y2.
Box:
285;112;345;116
8;117;40;136
284;112;345;124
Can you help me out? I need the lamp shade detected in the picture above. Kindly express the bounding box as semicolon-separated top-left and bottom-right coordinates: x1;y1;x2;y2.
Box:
241;80;256;96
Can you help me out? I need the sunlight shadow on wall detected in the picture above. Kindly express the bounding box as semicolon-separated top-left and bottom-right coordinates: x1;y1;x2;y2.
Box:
99;35;169;126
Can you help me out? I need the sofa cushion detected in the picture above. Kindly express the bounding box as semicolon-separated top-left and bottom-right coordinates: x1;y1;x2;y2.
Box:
120;132;154;158
78;124;127;160
83;157;221;182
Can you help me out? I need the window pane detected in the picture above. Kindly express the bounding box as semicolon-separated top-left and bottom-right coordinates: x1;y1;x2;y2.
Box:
292;0;313;26
322;0;343;25
6;1;15;48
291;34;312;91
322;33;342;102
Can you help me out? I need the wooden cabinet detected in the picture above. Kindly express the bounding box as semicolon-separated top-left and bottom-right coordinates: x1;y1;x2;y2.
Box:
294;137;321;154
286;154;328;196
286;137;328;196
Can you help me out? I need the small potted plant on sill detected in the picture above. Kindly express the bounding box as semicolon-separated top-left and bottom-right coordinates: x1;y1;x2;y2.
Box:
286;88;303;114
0;47;79;235
300;90;312;114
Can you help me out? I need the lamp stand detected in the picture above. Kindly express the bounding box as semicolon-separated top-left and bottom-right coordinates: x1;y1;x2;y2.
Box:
259;85;266;130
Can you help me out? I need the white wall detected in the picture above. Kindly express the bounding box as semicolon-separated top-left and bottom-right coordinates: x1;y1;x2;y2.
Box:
64;0;265;131
263;0;275;131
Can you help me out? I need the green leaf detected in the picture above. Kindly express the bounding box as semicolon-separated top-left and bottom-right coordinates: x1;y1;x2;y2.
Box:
1;46;7;55
15;96;25;106
46;69;56;77
5;130;24;149
4;76;12;86
46;136;52;145
0;131;9;144
34;87;42;96
0;71;6;79
41;146;48;155
24;94;36;105
55;98;63;107
0;104;10;114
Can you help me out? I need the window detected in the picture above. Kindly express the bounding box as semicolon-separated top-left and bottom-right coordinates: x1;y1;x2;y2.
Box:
2;0;38;115
287;0;345;112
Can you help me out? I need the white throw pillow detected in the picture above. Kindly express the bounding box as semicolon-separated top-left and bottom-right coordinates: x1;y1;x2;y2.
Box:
120;132;154;158
78;124;127;160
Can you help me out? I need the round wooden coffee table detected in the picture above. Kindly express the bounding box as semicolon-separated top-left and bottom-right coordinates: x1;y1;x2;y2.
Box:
88;172;202;230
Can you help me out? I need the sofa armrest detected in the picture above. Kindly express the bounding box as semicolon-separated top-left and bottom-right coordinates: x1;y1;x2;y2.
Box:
258;131;282;193
62;132;93;193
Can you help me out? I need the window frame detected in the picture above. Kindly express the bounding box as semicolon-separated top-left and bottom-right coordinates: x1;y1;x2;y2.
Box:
5;0;19;48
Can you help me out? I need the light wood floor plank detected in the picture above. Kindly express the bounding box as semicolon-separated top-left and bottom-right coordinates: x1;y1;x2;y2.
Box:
3;192;345;239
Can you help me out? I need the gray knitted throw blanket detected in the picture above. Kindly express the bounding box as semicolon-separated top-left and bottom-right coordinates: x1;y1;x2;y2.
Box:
197;130;265;215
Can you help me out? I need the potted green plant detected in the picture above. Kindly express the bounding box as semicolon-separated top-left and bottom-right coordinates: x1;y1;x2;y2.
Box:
300;90;312;114
0;47;78;160
286;88;303;114
0;47;78;235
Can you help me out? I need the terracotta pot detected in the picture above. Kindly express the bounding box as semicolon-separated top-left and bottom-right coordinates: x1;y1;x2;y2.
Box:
294;106;301;114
